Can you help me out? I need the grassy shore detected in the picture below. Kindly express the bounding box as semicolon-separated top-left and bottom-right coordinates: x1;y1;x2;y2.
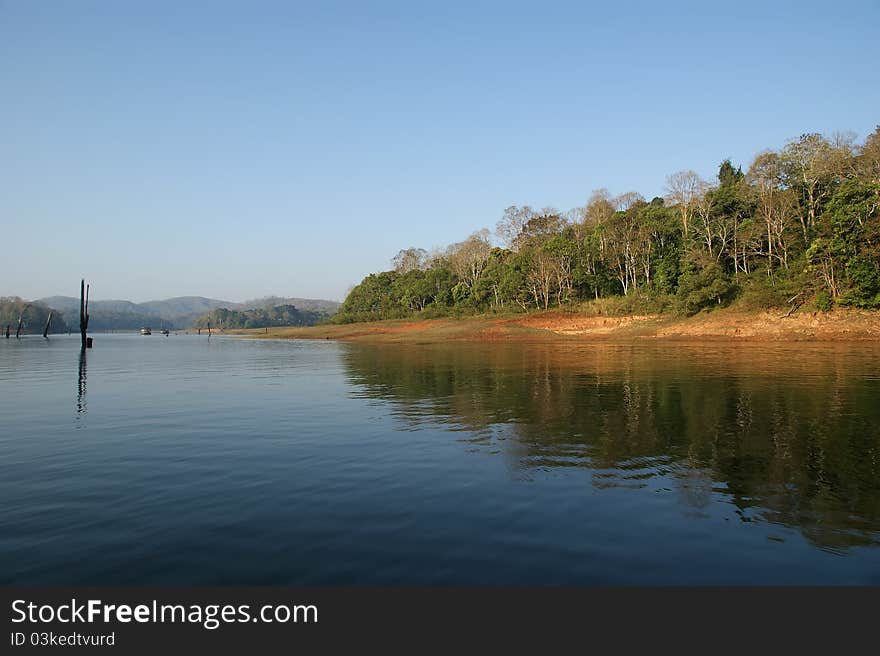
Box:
225;307;880;342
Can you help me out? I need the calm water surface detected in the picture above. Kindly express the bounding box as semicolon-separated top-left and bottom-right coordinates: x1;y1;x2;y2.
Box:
1;334;879;584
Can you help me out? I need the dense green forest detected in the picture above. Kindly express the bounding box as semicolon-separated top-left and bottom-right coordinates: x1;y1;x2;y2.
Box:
0;297;70;335
193;304;326;329
336;128;880;323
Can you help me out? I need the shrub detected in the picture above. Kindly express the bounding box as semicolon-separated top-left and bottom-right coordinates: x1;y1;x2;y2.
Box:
675;262;735;316
814;290;833;312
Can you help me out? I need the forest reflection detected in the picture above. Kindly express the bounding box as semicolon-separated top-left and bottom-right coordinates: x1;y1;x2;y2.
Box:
341;341;880;551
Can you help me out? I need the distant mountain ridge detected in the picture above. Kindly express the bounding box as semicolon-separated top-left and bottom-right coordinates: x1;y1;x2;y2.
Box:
31;295;340;330
137;297;231;326
237;296;341;314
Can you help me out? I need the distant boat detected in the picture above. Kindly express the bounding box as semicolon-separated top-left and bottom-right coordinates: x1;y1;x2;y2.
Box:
141;327;152;335
160;329;170;336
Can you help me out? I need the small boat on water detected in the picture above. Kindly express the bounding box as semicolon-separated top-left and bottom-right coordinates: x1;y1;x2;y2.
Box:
160;329;170;336
140;327;152;335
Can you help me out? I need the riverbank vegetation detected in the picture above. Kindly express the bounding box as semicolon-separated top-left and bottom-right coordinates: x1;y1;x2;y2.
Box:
0;297;70;335
335;128;880;323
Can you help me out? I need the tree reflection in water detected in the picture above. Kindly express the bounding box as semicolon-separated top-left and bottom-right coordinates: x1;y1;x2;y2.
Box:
76;348;87;417
341;341;880;552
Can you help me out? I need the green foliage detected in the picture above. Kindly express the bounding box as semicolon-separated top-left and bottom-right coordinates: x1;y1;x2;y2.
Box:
334;272;403;323
718;159;744;187
809;179;880;308
653;251;681;295
676;260;735;315
814;290;833;311
337;130;879;321
843;256;880;308
730;265;812;311
0;297;70;334
194;304;323;329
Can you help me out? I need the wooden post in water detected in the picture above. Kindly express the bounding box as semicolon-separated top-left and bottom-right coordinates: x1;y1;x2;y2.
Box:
79;279;91;350
207;321;211;336
4;325;9;339
43;312;52;338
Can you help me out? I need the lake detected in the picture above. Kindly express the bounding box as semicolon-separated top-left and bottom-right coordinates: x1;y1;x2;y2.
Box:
1;333;879;584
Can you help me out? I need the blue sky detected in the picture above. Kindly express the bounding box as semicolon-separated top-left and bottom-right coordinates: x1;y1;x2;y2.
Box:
2;0;878;302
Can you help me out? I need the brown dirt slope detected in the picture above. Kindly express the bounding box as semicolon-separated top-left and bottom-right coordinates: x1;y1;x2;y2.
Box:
226;308;880;342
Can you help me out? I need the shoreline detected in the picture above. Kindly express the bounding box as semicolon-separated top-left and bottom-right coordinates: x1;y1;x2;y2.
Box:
225;308;880;343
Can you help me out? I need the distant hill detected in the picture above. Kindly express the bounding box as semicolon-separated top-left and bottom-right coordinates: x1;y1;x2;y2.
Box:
138;296;229;317
1;297;70;335
38;296;145;315
37;296;166;332
137;297;230;327
27;294;339;330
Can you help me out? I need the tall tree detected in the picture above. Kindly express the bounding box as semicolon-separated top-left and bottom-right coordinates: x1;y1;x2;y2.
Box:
446;230;493;290
665;170;703;237
391;247;428;273
780;133;850;241
495;206;536;251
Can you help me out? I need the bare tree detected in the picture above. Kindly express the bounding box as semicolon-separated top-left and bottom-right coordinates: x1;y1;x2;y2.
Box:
748;151;798;272
857;126;880;183
693;181;729;259
447;230;492;289
780;133;851;240
391;247;428;273
517;209;567;247
526;248;558;310
665;170;703;237
613;191;645;212
769;189;799;270
583;189;616;254
495;206;536;251
602;210;638;295
584;189;616;225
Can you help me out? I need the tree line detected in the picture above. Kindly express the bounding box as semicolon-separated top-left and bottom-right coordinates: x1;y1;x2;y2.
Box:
0;297;70;335
193;304;326;329
335;127;880;323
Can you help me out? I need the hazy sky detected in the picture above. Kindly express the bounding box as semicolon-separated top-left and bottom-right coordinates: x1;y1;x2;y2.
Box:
3;1;878;302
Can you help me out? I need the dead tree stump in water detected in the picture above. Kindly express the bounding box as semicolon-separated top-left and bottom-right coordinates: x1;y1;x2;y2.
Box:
43;312;52;338
80;279;91;350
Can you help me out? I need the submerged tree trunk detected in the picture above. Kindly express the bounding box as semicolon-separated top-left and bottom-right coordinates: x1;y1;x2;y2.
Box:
80;279;90;350
16;308;26;338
